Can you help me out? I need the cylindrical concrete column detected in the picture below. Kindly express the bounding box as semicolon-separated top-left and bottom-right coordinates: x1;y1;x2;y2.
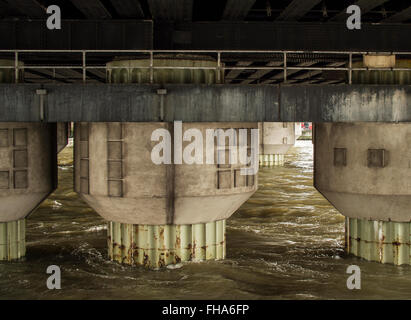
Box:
74;56;257;268
0;60;57;261
259;122;295;167
315;57;411;265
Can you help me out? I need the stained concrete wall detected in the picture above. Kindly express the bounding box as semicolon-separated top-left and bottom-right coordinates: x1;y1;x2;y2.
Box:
0;84;409;123
314;122;411;222
0;123;56;222
74;122;257;225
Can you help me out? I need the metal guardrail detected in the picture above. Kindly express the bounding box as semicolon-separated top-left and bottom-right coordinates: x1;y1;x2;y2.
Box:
0;50;410;84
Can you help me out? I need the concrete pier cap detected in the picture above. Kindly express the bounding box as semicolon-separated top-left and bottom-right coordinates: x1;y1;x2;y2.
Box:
0;60;57;261
74;55;258;268
314;55;411;265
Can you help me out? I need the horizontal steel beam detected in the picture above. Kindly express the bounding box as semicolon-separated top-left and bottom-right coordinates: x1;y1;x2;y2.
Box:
0;84;409;122
156;21;411;51
1;20;411;51
0;20;153;50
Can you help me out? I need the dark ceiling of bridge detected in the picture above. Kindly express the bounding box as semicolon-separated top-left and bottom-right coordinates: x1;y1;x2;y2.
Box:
0;0;410;23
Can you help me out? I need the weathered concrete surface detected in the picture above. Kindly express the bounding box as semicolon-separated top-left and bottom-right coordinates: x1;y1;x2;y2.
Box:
259;122;295;155
74;122;257;225
0;84;409;122
314;122;411;222
0;123;57;222
314;58;411;266
0;61;57;262
280;85;411;122
57;122;69;153
258;122;296;167
75;58;258;227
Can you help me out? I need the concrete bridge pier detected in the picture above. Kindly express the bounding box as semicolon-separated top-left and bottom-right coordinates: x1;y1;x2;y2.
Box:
57;123;70;154
314;56;411;265
259;122;296;167
0;60;57;261
74;56;258;268
295;123;303;140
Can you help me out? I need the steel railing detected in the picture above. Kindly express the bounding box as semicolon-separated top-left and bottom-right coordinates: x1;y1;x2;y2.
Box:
0;49;410;84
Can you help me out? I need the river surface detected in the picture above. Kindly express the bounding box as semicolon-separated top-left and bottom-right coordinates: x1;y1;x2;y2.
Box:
1;140;411;300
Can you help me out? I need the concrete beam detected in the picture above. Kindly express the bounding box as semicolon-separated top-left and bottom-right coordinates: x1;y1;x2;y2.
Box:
70;0;112;19
109;0;145;18
280;85;411;122
277;0;322;21
222;0;256;20
148;0;193;21
382;6;411;23
0;84;409;123
4;0;46;18
241;61;283;84
261;61;318;84
24;69;71;84
225;61;253;83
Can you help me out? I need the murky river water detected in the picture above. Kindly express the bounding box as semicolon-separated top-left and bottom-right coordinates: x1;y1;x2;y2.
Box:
1;140;411;300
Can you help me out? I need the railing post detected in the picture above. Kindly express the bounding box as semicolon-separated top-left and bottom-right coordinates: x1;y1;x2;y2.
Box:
150;51;154;84
348;53;352;85
82;51;86;84
14;51;19;83
217;52;222;83
283;52;287;83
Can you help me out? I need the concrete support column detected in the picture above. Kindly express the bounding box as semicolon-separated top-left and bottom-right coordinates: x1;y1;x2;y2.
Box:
259;122;295;167
108;220;226;268
346;217;411;265
75;56;257;268
57;123;70;153
0;60;57;261
315;56;411;265
0;219;25;260
295;123;303;140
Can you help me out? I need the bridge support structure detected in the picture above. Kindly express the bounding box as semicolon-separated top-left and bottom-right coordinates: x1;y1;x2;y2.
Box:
259;122;296;167
0;60;57;261
74;56;258;268
314;56;411;265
